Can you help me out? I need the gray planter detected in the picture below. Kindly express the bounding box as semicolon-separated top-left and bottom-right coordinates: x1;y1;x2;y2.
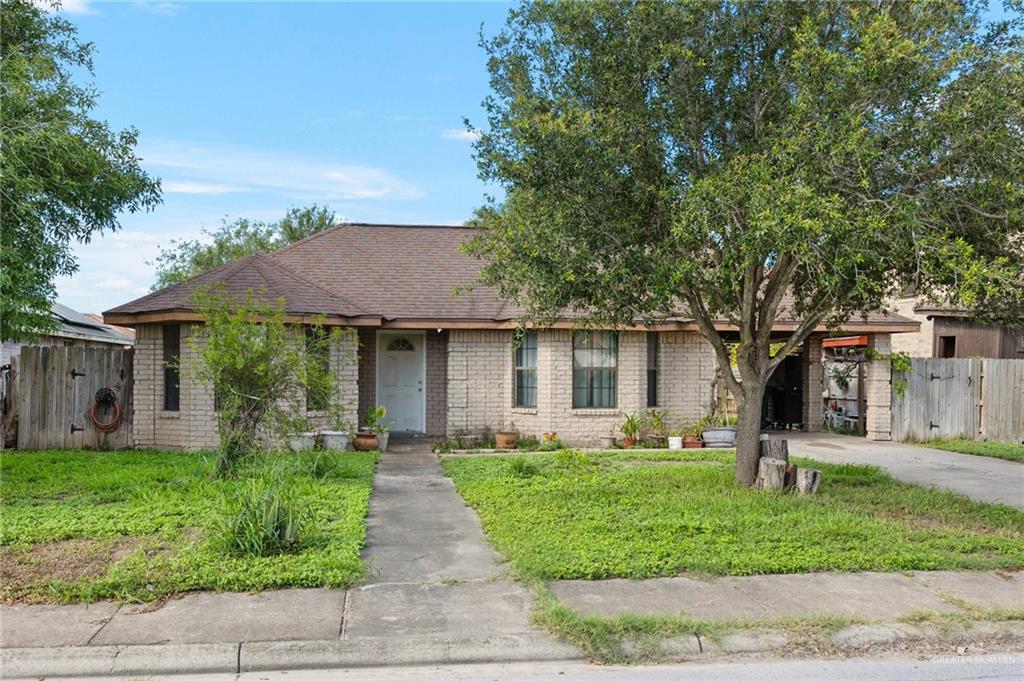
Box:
377;431;390;452
701;427;737;448
321;431;351;451
287;432;316;452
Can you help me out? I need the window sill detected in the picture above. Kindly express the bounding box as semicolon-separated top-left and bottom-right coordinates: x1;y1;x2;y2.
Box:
511;407;538;415
571;408;619;416
159;411;181;419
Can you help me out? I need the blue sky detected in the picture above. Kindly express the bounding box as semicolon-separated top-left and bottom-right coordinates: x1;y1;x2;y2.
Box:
52;1;1015;314
53;1;513;313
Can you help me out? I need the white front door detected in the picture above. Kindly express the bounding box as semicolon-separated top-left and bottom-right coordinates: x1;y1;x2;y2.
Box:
376;332;425;432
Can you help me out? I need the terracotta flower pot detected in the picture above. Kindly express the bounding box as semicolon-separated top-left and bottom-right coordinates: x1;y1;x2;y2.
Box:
621;437;638;449
683;434;703;449
353;431;379;451
495;431;518;449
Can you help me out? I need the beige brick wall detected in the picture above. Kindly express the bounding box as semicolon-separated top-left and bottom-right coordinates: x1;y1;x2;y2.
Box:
889;297;933;357
133;323;358;450
357;328;376;423
655;331;719;427
802;336;824;432
425;331;448;436
446;329;716;445
865;333;893;441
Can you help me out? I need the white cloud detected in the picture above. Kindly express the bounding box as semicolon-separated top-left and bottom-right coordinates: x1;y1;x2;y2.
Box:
163;180;246;195
34;0;97;14
138;139;425;201
133;1;183;16
442;129;481;142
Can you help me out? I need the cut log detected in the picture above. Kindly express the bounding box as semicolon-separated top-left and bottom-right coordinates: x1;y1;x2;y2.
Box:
784;463;798;489
796;468;822;495
756;457;787;490
759;439;789;464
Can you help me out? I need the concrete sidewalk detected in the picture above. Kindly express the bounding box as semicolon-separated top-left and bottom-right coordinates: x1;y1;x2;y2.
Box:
776;433;1024;509
551;569;1024;621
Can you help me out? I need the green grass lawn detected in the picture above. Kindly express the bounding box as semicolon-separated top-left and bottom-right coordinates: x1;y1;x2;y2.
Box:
442;449;1024;580
0;449;377;603
917;438;1024;463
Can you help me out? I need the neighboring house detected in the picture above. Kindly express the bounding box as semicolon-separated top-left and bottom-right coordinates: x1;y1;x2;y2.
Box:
889;296;1023;359
104;223;918;450
1;303;135;366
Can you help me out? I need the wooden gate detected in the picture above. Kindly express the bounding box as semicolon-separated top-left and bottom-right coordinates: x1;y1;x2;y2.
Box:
891;358;1024;443
16;346;133;450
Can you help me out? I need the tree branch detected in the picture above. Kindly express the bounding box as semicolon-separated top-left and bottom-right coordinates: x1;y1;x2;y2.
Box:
683;288;744;397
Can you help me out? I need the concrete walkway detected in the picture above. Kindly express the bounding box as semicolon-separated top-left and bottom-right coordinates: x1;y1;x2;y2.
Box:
552;569;1024;621
362;442;504;582
776;432;1024;509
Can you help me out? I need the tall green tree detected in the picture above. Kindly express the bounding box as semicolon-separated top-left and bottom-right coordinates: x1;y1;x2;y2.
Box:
1;0;161;341
151;205;336;290
467;0;1024;486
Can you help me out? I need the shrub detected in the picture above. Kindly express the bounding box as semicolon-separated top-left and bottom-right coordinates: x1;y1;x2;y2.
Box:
507;457;539;478
218;476;313;557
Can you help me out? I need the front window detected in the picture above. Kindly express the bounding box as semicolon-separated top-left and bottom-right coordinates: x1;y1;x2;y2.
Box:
514;330;538;408
646;332;659;407
305;326;330;411
572;331;617;408
162;324;180;412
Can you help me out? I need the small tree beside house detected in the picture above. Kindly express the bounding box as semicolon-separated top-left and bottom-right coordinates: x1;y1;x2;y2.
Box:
190;287;355;476
466;0;1023;486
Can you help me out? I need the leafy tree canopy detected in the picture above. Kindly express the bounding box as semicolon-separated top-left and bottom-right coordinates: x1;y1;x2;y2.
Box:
150;205;336;290
467;0;1023;485
1;0;161;341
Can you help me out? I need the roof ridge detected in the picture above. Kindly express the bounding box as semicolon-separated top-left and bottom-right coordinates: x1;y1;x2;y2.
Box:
271;221;348;257
259;253;370;315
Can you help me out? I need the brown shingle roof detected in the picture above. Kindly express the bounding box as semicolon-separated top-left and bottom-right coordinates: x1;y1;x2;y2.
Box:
105;223;916;330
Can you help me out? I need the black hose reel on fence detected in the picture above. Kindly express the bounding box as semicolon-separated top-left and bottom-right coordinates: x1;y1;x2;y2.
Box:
89;387;123;447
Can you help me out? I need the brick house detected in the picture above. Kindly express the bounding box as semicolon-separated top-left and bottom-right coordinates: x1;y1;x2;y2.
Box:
104;223;917;450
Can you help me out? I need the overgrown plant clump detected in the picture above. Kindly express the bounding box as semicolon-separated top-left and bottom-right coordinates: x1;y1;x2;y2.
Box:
217;475;313;557
191;287;355;476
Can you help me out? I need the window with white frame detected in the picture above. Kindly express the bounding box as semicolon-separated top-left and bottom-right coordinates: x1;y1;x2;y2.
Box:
514;330;538;408
572;331;617;408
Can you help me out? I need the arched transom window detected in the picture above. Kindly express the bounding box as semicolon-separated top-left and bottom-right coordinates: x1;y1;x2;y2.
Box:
386;338;415;352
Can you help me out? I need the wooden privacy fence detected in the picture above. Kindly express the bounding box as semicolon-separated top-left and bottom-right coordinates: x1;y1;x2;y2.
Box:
15;346;134;450
891;358;1024;443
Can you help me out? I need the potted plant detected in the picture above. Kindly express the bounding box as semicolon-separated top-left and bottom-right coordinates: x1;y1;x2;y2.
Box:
683;422;704;448
668;426;685;451
353;428;378;451
619;413;642;449
363;405;393;451
645;409;668;447
495;422;519;449
700;413;738;448
287;417;316;452
320;415;352;452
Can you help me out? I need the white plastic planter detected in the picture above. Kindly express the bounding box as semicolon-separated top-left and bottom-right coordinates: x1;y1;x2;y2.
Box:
668;435;684;450
320;431;351;451
377;431;390;452
599;435;616;448
287;432;316;452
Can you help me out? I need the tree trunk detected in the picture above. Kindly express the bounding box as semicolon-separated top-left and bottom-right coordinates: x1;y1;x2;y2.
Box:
734;381;767;486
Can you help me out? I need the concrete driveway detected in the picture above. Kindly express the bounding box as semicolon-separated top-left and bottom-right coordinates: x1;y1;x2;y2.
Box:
776;432;1024;509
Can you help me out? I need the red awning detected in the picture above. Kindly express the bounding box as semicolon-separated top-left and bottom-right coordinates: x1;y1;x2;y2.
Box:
822;335;869;348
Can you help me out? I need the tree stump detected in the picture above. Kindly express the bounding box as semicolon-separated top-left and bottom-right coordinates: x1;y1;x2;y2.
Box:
759;439;789;465
796;468;822;495
756;457;787;490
